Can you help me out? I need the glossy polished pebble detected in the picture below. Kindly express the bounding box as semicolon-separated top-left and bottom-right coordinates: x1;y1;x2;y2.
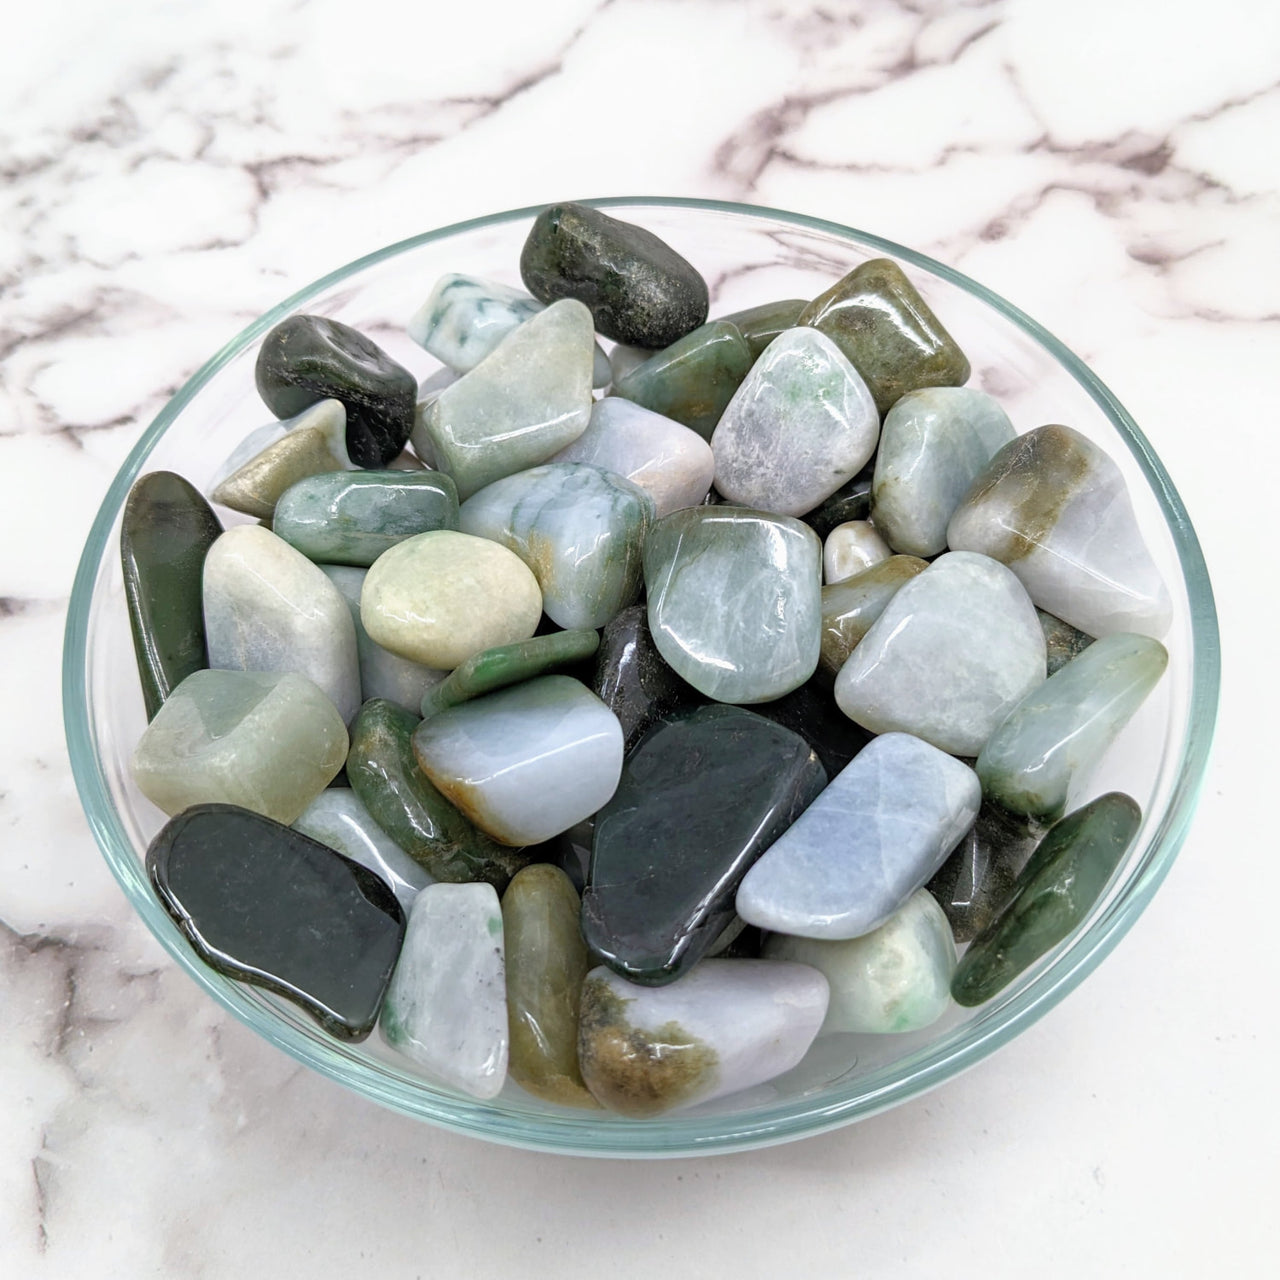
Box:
802;466;874;540
132;669;348;823
823;520;892;584
519;202;709;349
149;804;404;1041
360;530;542;669
952;793;1142;1005
578;961;828;1117
459;463;653;630
1039;608;1095;676
711;327;880;516
255;316;416;468
583;705;826;985
799;257;971;416
502;864;597;1108
644;505;822;704
818;554;928;681
716;298;808;359
871;387;1015;557
947;424;1172;638
380;882;508;1098
765;889;956;1034
737;732;979;940
121;471;222;720
413;676;624;846
834;551;1045;756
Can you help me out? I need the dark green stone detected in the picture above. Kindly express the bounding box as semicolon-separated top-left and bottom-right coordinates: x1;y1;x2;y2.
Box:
519;202;709;349
799;258;971;416
951;793;1142;1006
255;315;416;468
801;466;874;539
346;698;532;892
583;705;826;986
146;803;405;1041
1038;607;1096;676
753;677;873;777
716;298;808;359
121;471;223;720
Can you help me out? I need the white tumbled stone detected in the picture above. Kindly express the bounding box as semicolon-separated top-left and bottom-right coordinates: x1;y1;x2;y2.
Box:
823;520;892;584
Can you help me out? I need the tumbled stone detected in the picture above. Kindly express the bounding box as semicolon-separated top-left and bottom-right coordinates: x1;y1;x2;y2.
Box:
835;551;1045;756
818;554;929;681
381;882;508;1098
951;793;1142;1005
121;471;222;720
255;316;416;468
947;424;1172;638
802;466;874;540
750;678;872;778
578;960;828;1116
583;705;825;985
1039;607;1095;676
520;202;709;348
799;257;971;416
717;298;808;359
644;505;822;704
823;520;892;584
148;804;404;1041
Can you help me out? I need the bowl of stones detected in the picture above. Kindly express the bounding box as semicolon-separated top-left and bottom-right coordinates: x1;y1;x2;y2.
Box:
64;198;1219;1156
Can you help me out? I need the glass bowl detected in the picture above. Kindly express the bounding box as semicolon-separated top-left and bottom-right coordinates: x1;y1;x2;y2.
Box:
62;198;1220;1157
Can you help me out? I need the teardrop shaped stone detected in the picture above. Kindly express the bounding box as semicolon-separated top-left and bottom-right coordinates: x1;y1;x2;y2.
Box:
802;466;874;540
818;554;929;681
1039;607;1095;676
947;424;1172;638
717;298;808;359
823;520;891;584
121;471;223;720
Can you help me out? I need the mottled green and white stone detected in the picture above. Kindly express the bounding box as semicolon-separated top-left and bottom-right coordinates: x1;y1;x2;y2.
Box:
823;520;891;584
380;882;508;1099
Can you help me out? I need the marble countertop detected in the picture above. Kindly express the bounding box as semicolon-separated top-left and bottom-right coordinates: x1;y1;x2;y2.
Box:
3;0;1276;1273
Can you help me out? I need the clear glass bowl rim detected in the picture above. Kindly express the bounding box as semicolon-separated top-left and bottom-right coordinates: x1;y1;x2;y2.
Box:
62;196;1220;1158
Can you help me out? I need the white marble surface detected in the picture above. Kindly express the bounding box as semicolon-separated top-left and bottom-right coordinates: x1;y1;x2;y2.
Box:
2;0;1277;1272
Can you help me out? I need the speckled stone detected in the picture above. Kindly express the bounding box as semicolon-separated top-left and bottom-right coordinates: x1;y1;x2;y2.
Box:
823;520;892;584
817;554;929;682
717;298;808;359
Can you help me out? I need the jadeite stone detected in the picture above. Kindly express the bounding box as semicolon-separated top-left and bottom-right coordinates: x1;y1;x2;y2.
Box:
803;466;874;540
711;327;880;517
872;387;1015;557
380;882;508;1098
823;520;891;584
952;793;1142;1005
799;258;971;417
132;669;348;823
346;698;531;890
613;321;754;441
818;555;929;681
737;732;980;940
549;397;715;517
583;705;826;986
255;316;416;468
293;788;432;913
765;889;956;1034
834;551;1045;756
644;505;822;704
977;633;1168;822
203;524;361;724
360;530;542;670
947;424;1172;639
520;202;709;349
751;679;872;778
419;299;595;500
121;471;222;720
501;864;597;1108
1039;608;1095;676
578;960;828;1117
717;298;808;359
148;804;404;1041
412;676;624;846
209;400;350;519
459;463;653;630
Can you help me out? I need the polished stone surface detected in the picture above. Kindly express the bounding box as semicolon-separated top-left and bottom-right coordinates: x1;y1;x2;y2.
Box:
716;298;808;359
1039;607;1097;676
801;466;875;540
750;678;873;778
408;272;543;370
818;554;928;682
823;520;892;584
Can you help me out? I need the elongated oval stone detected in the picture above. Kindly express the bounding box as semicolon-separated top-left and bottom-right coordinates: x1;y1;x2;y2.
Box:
346;698;531;890
712;327;880;516
584;705;826;986
203;524;361;723
578;960;828;1116
947;424;1172;638
799;258;971;416
835;551;1045;756
823;520;891;584
818;554;929;682
132;669;348;823
951;793;1142;1005
644;505;822;704
380;882;508;1098
717;298;808;359
520;202;709;349
737;732;980;940
148;804;405;1041
255;316;416;468
764;889;956;1034
122;471;222;720
412;676;624;846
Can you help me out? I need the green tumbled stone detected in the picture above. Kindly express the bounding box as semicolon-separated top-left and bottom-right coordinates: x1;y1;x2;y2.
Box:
951;793;1142;1006
799;258;971;416
1039;608;1095;676
818;554;928;682
121;471;223;720
716;298;808;359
